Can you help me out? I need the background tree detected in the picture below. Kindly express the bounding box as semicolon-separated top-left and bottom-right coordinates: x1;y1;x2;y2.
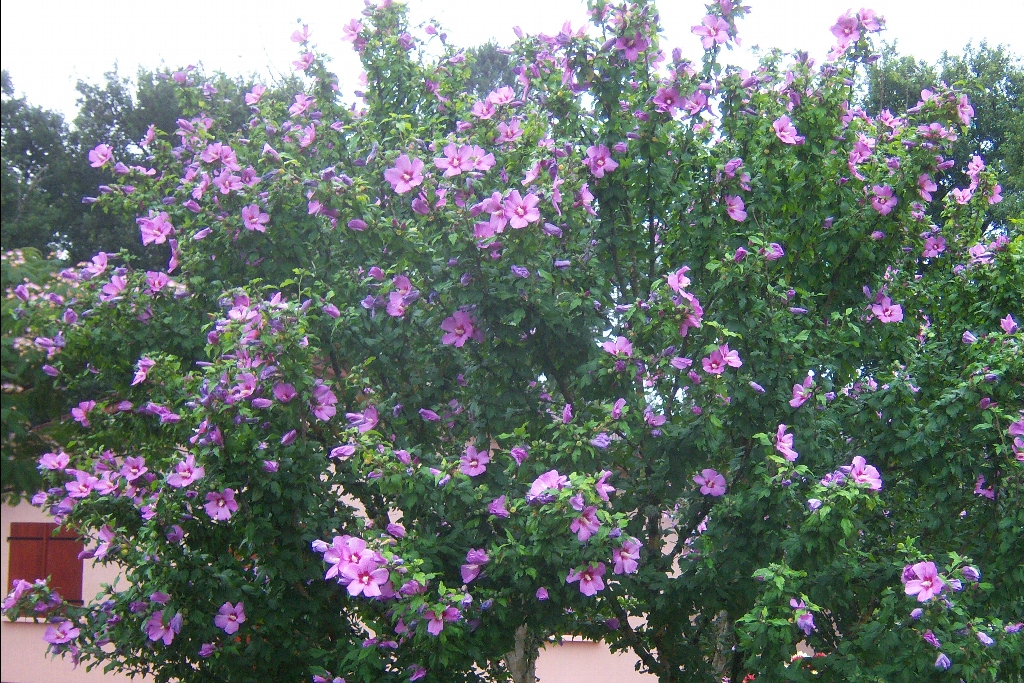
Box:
2;71;75;253
466;41;516;96
863;42;1023;226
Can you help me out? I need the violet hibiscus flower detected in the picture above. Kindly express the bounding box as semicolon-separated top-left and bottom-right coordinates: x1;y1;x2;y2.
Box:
693;468;727;496
584;145;619;178
566;562;606;596
204;489;238;521
775;424;799;461
459;445;490;476
384;155;424;194
903;561;946;602
440;310;481;347
214;602;246;634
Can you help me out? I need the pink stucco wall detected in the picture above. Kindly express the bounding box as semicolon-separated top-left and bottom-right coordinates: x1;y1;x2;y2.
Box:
1;503;144;683
3;503;653;682
537;639;655;682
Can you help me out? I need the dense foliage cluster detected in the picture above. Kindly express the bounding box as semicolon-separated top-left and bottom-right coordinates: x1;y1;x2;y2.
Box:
3;1;1022;682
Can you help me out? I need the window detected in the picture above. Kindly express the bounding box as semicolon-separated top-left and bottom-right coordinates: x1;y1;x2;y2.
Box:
7;522;84;605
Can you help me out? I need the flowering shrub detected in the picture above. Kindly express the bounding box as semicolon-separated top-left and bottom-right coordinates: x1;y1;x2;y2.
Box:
3;1;1022;682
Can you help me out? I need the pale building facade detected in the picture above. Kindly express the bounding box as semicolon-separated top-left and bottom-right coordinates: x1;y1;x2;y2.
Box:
3;502;652;683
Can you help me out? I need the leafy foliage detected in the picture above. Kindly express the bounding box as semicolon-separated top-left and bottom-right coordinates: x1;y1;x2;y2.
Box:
3;3;1022;683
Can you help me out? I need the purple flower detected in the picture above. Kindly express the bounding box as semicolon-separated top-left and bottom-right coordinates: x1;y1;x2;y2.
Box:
459;445;490;477
845;456;883;490
611;398;626;419
1000;314;1018;334
43;620;80;644
764;243;785;261
922;629;942;648
488;495;509;518
773;116;805;145
241;204;270;232
88;143;114;168
199;643;216;657
796;611;816;636
536;587;549;600
904;561;945;602
461;548;489;583
566;562;606;596
346;405;379;433
204;489;238;521
595;470;615;501
725;195;746;221
503;190;541;228
775;424;799;461
310;384;338;422
167;454;205;488
584;145;619;178
384;155;424;194
590;433;612;449
790;376;814;408
510;446;529;466
121;456;148;482
425;606;460;635
614;33;648;61
870;185;897;215
214;601;246;634
146;611;181;645
693;468;727;496
433;143;473;176
934;653;951;670
330;444;356;460
71;400;96;428
692;14;730;48
440;310;481;347
131;357;156;386
570;506;601;542
342;558;391;598
601;336;633;358
871;296;904;323
526;469;569;503
613;537;641;575
39;451;70;471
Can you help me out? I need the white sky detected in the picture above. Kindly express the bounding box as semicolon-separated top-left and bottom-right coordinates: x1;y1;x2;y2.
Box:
2;0;1022;119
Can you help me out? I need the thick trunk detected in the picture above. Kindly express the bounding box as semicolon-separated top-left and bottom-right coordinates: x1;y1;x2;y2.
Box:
503;624;537;683
711;610;734;679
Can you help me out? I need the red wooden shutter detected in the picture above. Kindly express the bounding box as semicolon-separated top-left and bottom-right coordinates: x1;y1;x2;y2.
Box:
7;522;84;605
7;523;48;587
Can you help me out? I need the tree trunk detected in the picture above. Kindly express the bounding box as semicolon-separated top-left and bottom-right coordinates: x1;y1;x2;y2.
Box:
503;624;538;683
711;610;734;680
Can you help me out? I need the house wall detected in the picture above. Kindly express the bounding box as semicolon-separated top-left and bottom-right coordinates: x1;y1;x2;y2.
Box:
1;503;143;683
538;639;655;682
3;502;653;682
